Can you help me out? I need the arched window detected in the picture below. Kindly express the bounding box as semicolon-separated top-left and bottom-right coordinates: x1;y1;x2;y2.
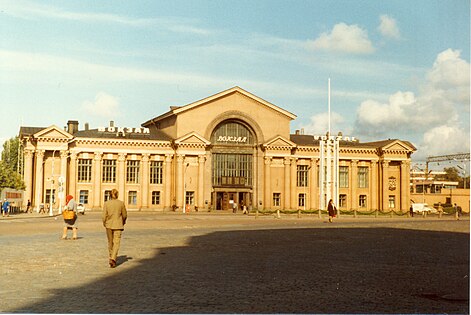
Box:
211;121;254;187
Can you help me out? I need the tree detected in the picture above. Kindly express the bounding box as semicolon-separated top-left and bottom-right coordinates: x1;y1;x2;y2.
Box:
441;167;461;182
2;136;21;173
0;137;25;191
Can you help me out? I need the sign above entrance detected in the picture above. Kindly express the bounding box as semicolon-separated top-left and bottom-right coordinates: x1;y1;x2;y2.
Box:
216;136;247;143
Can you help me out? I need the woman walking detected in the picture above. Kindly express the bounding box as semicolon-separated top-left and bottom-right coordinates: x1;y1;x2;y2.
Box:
61;195;78;240
327;199;337;223
102;189;127;268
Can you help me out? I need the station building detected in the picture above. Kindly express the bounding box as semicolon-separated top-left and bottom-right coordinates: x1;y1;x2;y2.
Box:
19;87;416;213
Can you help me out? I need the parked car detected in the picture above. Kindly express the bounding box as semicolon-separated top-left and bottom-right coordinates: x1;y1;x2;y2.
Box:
77;203;85;215
412;203;437;214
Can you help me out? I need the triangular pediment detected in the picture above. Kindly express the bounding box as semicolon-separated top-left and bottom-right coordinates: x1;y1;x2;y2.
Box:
173;86;297;120
174;132;211;146
381;140;415;152
263;135;297;149
34;125;73;140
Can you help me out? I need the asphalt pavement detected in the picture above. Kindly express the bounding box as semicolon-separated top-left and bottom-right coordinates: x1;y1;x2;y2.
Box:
0;211;469;314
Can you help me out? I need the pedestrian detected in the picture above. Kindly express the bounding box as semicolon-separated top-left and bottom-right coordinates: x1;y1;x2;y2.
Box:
26;199;31;213
61;195;78;240
327;199;336;223
102;189;127;268
454;203;460;220
2;199;10;217
409;204;414;217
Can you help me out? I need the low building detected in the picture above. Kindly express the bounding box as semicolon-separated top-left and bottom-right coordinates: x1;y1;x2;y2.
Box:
19;87;416;213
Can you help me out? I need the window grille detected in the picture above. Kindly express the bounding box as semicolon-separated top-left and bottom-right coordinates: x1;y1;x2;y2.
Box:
358;166;369;188
126;160;140;184
339;166;349;188
77;159;92;182
297;165;308;187
102;159;116;183
150;161;163;184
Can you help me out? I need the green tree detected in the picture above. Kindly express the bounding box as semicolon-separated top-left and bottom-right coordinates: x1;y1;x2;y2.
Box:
441;167;461;182
2;136;21;172
1;137;25;191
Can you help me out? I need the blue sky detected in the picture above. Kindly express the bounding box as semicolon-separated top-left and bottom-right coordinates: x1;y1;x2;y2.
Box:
1;0;469;165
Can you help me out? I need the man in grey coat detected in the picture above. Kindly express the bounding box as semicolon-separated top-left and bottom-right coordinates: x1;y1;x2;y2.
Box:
102;189;127;268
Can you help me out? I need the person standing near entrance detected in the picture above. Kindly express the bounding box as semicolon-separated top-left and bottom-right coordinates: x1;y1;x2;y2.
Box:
327;199;336;223
102;189;127;268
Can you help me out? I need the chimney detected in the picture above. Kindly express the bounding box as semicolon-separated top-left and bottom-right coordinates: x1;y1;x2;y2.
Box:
110;121;115;128
85;122;89;131
295;130;300;135
67;120;79;134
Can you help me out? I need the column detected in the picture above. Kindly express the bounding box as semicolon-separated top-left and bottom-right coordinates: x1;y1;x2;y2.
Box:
400;161;410;212
93;152;102;209
141;154;150;209
264;157;271;209
69;152;77;198
284;157;291;210
59;151;68;211
164;154;172;210
309;158;318;210
34;150;44;212
350;160;358;210
118;153;126;201
197;155;206;209
382;161;389;211
290;158;297;210
370;161;378;211
176;154;184;209
23;149;34;209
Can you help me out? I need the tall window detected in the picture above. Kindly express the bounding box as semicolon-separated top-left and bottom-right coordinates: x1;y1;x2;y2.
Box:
298;193;306;207
45;189;55;204
297;165;309;187
359;195;367;208
77;159;92;182
102;159;116;183
388;195;395;209
273;193;281;207
104;190;112;202
185;191;194;205
212;154;252;186
358;166;369;188
150;161;163;184
79;190;89;204
339;166;349;188
126;160;140;184
128;191;137;205
339;194;347;208
152;191;160;205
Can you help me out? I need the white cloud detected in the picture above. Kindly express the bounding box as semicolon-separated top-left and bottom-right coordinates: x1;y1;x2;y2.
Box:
81;92;121;119
308;23;375;54
353;49;470;157
378;15;401;39
301;111;349;135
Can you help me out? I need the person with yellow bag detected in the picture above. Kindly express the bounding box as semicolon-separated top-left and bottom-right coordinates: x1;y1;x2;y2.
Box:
61;195;78;240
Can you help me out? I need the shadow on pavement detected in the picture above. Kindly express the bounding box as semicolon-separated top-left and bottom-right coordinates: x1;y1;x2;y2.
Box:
12;227;469;314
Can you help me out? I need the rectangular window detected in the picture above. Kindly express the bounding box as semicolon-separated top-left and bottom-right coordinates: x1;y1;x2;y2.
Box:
150;161;163;184
77;159;92;182
102;159;117;183
358;166;369;188
359;195;367;208
297;165;309;187
212;153;253;187
185;191;194;205
151;191;161;205
298;193;306;207
339;194;347;208
273;193;281;207
128;191;137;205
339;166;349;188
388;195;395;209
79;190;89;204
45;189;55;204
126;160;140;184
104;190;112;202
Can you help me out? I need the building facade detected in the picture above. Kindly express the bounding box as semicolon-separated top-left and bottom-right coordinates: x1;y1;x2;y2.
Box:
19;87;416;213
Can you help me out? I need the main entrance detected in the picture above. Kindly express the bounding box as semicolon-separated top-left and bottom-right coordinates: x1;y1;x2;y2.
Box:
211;120;255;211
215;191;252;211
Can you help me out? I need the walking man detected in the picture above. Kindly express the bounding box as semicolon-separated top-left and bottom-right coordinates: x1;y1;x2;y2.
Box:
102;189;127;268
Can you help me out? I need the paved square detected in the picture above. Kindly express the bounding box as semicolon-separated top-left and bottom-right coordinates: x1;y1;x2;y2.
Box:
0;212;469;313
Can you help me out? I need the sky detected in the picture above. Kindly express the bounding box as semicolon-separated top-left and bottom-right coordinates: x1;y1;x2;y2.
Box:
0;0;469;168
